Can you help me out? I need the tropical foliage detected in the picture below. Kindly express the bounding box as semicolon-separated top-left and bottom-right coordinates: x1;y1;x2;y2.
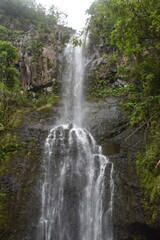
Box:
87;0;160;223
0;0;67;31
0;40;19;89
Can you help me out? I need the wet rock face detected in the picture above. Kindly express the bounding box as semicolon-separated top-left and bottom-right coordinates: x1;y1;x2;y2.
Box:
0;106;58;240
84;97;160;240
13;26;72;92
0;175;18;193
84;97;127;141
1;96;158;240
84;41;126;96
15;34;58;91
90;97;159;239
18;45;57;90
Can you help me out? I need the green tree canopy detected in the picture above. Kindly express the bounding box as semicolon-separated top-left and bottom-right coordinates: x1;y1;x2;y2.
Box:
87;0;160;220
0;0;67;31
0;41;19;89
87;0;160;121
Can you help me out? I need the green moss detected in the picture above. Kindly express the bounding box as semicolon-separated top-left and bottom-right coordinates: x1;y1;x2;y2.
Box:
0;80;59;130
0;132;20;239
32;93;59;109
131;236;147;240
7;110;25;129
0;193;7;225
0;85;59;238
0;132;42;239
88;85;128;99
136;123;160;225
0;133;18;163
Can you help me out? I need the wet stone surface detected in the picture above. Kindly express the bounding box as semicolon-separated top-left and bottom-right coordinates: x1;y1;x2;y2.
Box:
1;98;158;240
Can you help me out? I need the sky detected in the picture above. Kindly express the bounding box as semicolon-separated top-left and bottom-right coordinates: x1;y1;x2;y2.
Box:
36;0;94;30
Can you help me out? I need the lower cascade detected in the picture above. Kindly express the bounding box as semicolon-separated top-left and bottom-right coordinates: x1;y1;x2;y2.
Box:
37;123;114;240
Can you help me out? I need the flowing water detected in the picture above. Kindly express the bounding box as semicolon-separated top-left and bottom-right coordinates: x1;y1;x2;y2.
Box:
59;41;85;126
36;38;114;240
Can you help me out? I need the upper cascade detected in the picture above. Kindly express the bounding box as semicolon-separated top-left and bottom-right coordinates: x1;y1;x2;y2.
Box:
58;35;88;127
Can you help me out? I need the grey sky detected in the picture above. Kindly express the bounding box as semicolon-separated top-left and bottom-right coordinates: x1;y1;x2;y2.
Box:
36;0;93;29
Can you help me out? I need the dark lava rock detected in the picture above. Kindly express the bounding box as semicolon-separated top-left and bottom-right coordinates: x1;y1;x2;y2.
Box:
83;97;153;240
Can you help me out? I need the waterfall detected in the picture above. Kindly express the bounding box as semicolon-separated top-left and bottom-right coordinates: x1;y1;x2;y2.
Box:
36;37;114;240
59;40;85;126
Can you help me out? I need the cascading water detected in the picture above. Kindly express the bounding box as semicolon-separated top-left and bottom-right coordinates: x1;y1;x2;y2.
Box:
59;41;85;126
36;37;114;240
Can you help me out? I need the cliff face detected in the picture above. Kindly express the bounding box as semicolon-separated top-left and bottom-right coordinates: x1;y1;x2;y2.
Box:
84;38;126;99
2;97;160;240
84;98;159;240
83;38;160;239
0;9;74;239
13;25;72;92
0;106;58;240
1;5;160;239
0;0;74;94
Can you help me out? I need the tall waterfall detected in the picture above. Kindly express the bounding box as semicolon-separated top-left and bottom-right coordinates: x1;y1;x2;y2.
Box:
36;37;114;240
59;41;85;126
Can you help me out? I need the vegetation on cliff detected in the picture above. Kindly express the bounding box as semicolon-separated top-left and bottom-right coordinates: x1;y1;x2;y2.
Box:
87;0;160;226
1;0;160;237
0;1;72;239
0;0;67;30
0;40;19;89
0;0;72;127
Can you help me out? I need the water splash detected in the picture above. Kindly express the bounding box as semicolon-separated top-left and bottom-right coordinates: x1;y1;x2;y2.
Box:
37;124;114;240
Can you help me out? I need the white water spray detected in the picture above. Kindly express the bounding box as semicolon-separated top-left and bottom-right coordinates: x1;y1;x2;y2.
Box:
59;39;85;126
